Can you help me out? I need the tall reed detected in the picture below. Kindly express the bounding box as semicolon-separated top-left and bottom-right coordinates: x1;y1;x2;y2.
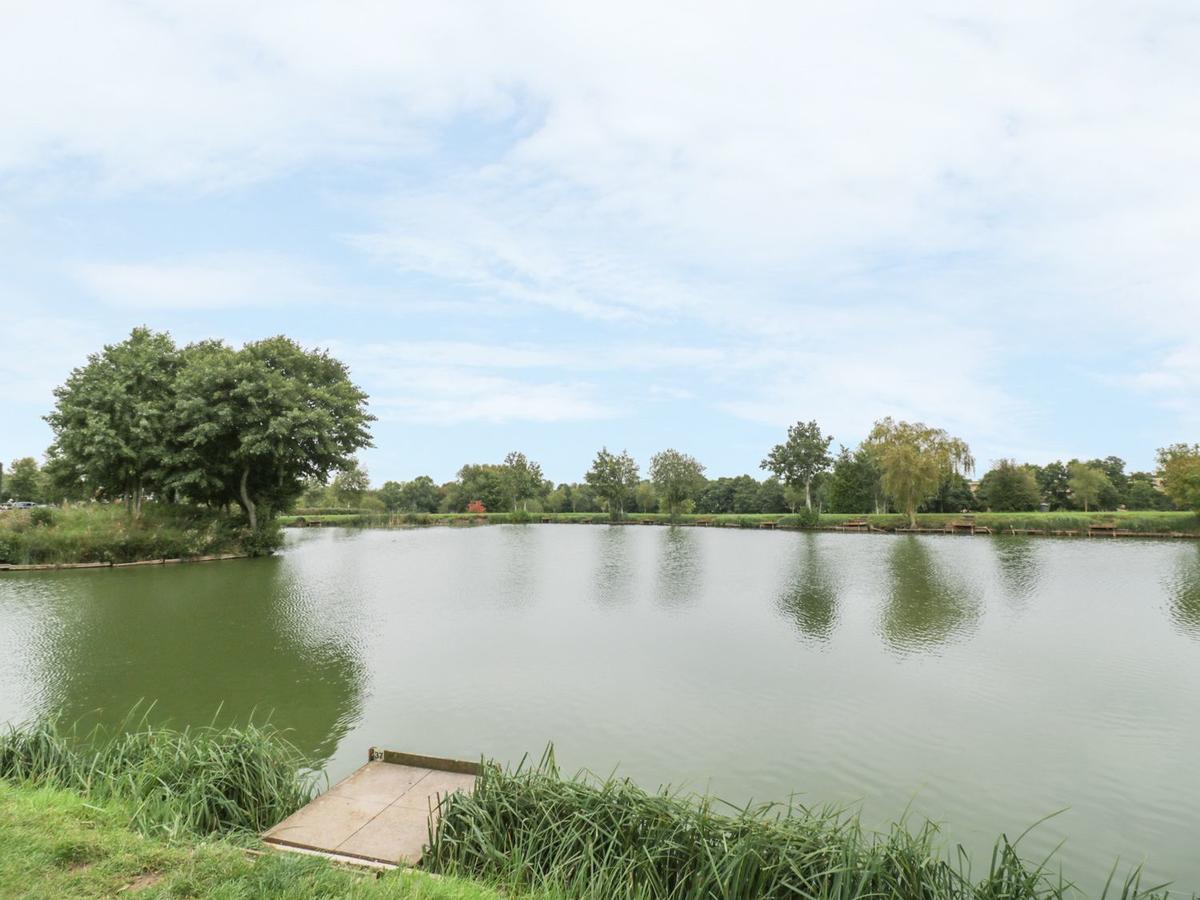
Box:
426;750;1173;900
0;712;315;836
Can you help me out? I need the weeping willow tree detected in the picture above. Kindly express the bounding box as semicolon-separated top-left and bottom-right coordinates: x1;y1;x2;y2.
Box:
864;417;974;528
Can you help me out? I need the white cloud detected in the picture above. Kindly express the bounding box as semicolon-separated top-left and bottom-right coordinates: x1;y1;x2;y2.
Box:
74;255;327;310
5;1;1200;457
368;369;614;425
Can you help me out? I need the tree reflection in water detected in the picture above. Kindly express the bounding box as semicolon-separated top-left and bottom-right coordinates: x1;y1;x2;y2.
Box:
776;533;838;643
26;558;366;768
655;526;701;610
880;537;980;654
1168;544;1200;638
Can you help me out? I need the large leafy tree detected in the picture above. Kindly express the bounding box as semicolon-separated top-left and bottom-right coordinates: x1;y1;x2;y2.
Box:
584;447;640;520
46;328;180;518
760;420;833;511
332;459;371;506
827;446;885;514
449;464;507;513
1067;462;1111;512
1157;444;1200;514
864;418;973;528
398;476;442;513
649;449;706;518
501;451;544;512
45;327;180;516
976;460;1041;511
4;457;42;503
1125;471;1172;510
170;336;373;529
1033;461;1072;510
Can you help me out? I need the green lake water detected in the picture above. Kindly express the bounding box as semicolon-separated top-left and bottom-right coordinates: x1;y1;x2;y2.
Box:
2;525;1199;892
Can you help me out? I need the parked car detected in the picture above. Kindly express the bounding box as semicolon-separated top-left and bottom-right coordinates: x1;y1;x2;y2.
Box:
10;501;36;509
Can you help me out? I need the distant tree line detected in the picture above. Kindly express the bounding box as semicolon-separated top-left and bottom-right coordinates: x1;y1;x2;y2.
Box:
293;421;1200;524
8;329;1200;525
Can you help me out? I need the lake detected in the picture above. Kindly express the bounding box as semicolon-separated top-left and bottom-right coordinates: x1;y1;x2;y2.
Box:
2;525;1199;891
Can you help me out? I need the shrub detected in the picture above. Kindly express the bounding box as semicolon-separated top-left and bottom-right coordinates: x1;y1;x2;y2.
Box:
794;507;821;527
239;522;284;557
28;508;55;528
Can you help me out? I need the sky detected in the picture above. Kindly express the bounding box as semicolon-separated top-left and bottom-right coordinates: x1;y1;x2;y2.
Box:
2;1;1198;484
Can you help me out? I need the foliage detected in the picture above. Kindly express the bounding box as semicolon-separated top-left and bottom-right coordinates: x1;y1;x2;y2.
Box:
43;329;372;532
760;420;833;511
1125;472;1173;511
1158;444;1200;514
0;714;313;836
501;451;544;512
1084;456;1127;510
4;457;43;503
827;446;885;514
0;503;275;565
467;500;487;514
170;336;374;530
977;460;1042;512
428;750;1169;900
649;449;705;519
1068;463;1112;513
332;458;371;506
399;475;442;513
1033;462;1072;510
921;471;977;514
44;328;179;517
447;465;508;513
864;418;974;528
584;447;641;519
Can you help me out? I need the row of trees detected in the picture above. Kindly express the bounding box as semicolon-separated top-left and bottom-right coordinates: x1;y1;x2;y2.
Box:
306;421;1200;525
29;328;373;529
11;329;1199;527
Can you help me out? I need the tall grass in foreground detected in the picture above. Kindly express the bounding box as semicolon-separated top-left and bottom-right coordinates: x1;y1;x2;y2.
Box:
0;713;315;837
427;750;1174;900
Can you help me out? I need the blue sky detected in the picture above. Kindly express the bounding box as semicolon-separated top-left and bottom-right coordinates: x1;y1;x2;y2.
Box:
2;2;1197;484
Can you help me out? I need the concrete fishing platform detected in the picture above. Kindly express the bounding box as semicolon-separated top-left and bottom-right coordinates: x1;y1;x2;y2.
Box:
262;749;480;868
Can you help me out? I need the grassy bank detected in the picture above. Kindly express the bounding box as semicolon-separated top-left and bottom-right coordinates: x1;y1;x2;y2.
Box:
0;781;506;899
0;504;281;567
0;717;509;898
280;509;1200;536
0;719;1190;898
428;753;1177;900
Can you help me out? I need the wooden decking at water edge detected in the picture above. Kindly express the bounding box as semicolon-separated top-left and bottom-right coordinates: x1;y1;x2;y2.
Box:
262;749;480;868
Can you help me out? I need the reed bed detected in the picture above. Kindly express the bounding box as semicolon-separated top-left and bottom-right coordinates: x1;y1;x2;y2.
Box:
0;713;314;837
426;751;1174;900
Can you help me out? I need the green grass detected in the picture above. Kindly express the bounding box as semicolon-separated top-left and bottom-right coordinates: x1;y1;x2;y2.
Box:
0;503;281;566
0;780;509;899
0;719;1191;898
280;510;1200;536
0;714;314;837
427;752;1179;900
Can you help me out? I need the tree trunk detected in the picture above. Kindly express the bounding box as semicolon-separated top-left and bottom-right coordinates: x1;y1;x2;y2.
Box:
133;479;143;520
239;465;257;531
907;500;917;529
805;479;812;510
